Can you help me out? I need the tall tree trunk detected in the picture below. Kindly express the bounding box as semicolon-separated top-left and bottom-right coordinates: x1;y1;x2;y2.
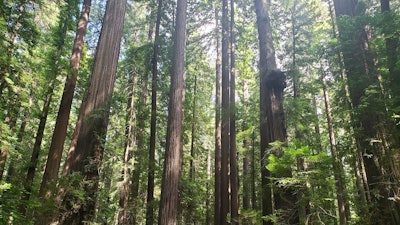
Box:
333;0;399;223
146;0;162;224
157;0;187;222
188;75;197;224
255;0;275;223
38;0;91;204
58;0;127;223
321;66;349;225
290;3;310;222
118;75;136;225
229;0;239;223
214;4;222;225
131;73;149;225
380;2;400;211
220;0;230;222
21;5;74;213
20;84;54;215
254;1;276;222
254;0;297;223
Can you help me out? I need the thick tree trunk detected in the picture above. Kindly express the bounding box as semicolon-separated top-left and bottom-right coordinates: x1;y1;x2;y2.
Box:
38;0;91;203
254;1;276;224
157;0;187;223
333;0;399;223
214;4;222;225
146;1;162;224
254;0;297;223
380;1;400;204
58;0;127;223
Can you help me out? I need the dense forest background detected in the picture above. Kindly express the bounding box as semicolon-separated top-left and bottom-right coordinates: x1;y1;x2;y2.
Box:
0;0;399;224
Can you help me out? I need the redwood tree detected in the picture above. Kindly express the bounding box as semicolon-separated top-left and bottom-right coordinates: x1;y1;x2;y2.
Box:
146;0;163;224
38;0;92;203
254;0;297;223
158;0;187;223
333;0;400;223
58;0;127;223
213;4;222;225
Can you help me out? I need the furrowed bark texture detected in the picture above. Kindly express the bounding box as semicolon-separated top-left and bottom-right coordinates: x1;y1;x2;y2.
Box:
39;0;91;202
58;0;127;224
254;0;297;223
158;0;187;223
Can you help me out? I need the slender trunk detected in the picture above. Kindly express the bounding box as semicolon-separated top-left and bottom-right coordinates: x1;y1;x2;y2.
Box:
242;140;251;210
146;0;162;224
131;74;148;225
220;0;230;222
20;84;54;215
190;76;197;181
157;0;187;222
213;4;222;225
290;4;309;222
189;75;197;224
242;80;251;211
321;67;348;225
206;141;212;225
38;0;91;203
251;131;256;209
21;7;73;214
118;75;136;225
58;0;127;223
229;0;239;223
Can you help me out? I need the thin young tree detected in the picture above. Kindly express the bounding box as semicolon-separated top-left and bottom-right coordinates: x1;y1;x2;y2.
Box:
220;0;230;222
58;0;127;223
320;61;349;225
229;0;239;223
146;0;163;224
158;0;187;223
214;4;222;225
118;74;137;224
